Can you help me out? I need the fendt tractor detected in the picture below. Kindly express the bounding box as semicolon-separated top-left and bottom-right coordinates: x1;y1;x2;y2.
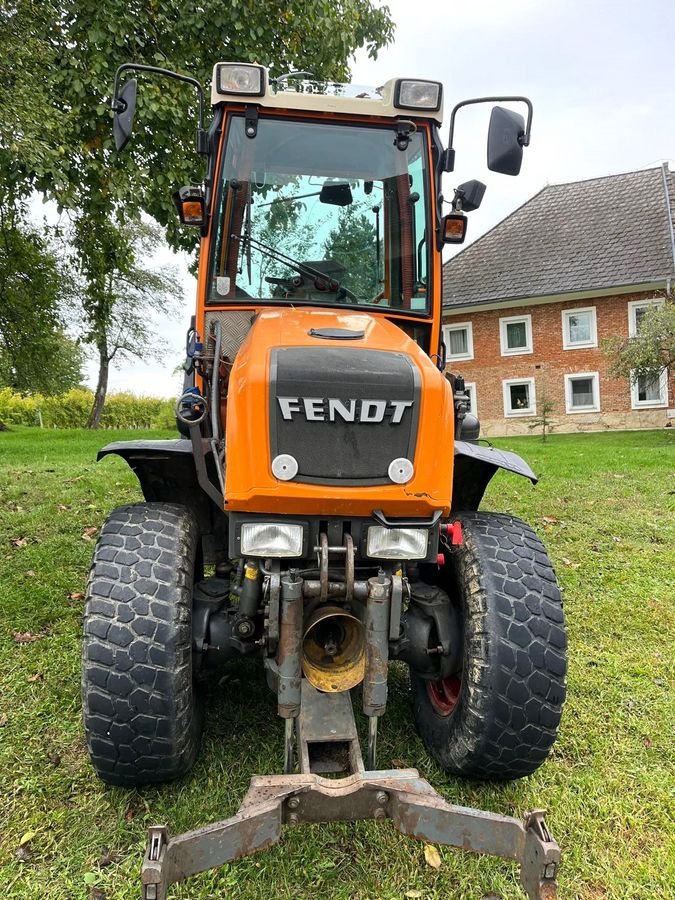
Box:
81;61;567;899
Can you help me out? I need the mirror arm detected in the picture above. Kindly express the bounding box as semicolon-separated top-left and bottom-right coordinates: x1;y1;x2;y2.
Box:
111;63;208;155
443;95;533;171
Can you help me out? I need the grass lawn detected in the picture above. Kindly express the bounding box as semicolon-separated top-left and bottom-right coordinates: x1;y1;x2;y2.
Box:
0;426;673;899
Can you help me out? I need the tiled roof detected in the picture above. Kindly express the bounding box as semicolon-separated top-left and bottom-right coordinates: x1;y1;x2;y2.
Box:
443;166;675;309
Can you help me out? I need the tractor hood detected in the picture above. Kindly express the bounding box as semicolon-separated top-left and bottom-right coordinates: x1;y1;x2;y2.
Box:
224;309;454;518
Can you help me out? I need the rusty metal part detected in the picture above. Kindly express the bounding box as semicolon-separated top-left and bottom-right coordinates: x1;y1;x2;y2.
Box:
140;769;560;900
277;575;303;717
318;532;329;602
283;717;295;775
301;605;365;692
363;572;391;718
343;533;354;603
297;680;364;775
389;572;404;641
265;562;281;653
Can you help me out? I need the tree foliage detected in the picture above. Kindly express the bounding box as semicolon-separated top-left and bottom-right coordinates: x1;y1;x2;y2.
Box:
0;197;84;394
2;1;394;250
604;299;675;381
324;205;381;299
78;217;184;428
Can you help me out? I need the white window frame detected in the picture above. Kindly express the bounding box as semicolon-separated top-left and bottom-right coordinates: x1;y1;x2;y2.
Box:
500;314;533;356
562;306;598;350
443;321;474;362
628;298;665;337
564;372;600;414
464;381;477;416
630;368;668;409
502;378;536;417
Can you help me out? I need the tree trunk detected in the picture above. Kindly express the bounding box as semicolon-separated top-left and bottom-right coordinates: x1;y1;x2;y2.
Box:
87;341;109;429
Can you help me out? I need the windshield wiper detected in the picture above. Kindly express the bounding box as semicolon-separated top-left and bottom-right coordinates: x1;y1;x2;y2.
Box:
241;234;345;295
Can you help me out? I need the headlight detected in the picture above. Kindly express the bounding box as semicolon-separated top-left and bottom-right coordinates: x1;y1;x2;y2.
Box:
394;79;442;112
240;522;303;557
367;526;428;560
216;63;266;97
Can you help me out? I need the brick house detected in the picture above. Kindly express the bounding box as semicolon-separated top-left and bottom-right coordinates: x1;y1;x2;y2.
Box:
442;165;675;436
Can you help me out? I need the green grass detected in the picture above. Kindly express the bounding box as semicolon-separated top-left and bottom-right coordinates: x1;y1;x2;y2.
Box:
0;426;673;899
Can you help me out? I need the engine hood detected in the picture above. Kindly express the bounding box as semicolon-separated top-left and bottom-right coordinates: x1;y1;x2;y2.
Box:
224;309;454;518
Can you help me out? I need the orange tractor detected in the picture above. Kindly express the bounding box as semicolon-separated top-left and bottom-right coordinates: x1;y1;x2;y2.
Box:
82;63;566;899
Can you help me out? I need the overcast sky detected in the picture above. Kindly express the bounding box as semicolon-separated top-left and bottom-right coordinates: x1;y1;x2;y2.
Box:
99;0;675;397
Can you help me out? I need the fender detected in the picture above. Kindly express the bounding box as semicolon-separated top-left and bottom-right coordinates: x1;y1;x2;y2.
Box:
452;439;537;511
97;440;225;553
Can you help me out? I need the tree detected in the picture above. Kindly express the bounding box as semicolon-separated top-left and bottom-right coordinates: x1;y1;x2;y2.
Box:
77;217;184;428
603;299;675;382
324;205;381;299
0;195;84;394
1;1;394;421
1;1;394;286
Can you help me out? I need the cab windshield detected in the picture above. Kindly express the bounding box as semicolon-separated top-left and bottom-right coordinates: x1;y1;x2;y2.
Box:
208;115;431;314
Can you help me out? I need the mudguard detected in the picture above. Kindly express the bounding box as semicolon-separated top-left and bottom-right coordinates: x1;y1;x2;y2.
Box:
97;439;224;537
452;440;537;511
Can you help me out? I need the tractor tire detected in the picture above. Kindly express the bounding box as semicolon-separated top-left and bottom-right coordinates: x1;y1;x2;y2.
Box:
81;502;202;786
410;512;567;780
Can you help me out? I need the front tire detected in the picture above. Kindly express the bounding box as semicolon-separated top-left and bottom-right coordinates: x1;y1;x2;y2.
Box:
81;502;202;786
411;512;567;780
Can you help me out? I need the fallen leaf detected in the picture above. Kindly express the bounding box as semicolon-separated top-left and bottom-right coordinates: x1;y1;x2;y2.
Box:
612;535;621;543
391;758;408;769
561;557;580;569
0;713;8;727
64;476;83;484
542;515;560;525
26;570;36;577
13;631;41;644
10;537;28;548
643;737;653;749
68;591;85;601
57;504;67;511
27;673;44;682
47;752;61;767
405;892;423;898
124;806;137;822
81;526;98;541
423;844;442;869
15;845;32;862
98;848;119;867
83;872;98;886
19;831;36;846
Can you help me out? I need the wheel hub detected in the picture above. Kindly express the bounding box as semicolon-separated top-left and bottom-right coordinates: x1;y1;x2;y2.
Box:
427;675;461;716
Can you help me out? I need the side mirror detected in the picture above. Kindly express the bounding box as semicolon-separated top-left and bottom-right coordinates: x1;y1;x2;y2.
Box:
487;106;525;176
455;179;486;212
112;79;138;152
173;185;207;227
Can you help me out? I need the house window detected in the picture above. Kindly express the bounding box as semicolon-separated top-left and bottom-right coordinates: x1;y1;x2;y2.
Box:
443;322;474;361
628;298;664;337
630;369;668;409
562;307;597;349
500;314;532;356
564;372;600;413
503;378;536;416
464;381;477;416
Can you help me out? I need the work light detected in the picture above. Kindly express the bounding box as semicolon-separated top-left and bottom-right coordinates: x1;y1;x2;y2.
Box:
240;522;304;558
367;526;428;560
216;63;266;97
394;79;442;112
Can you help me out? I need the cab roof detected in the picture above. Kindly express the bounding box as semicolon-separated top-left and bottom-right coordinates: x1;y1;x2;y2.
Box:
210;64;444;123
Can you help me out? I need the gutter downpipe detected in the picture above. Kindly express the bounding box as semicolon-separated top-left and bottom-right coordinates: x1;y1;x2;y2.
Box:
660;162;675;296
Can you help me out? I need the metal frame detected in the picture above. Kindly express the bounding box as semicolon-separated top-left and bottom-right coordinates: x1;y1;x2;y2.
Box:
140;677;560;900
141;769;559;900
